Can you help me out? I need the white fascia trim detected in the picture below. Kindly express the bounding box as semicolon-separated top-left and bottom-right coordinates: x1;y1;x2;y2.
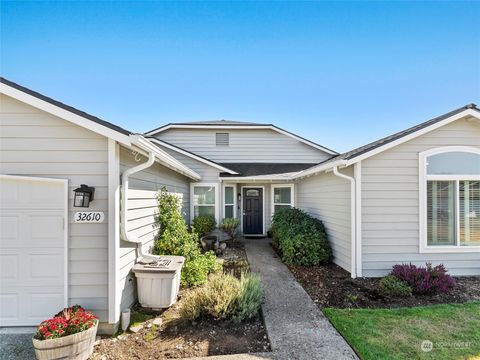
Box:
343;110;479;167
0;82;132;146
146;124;337;155
149;138;238;175
131;136;201;180
292;160;348;180
293;109;480;180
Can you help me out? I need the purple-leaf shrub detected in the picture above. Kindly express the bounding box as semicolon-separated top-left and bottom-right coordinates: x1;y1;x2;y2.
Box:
391;263;456;295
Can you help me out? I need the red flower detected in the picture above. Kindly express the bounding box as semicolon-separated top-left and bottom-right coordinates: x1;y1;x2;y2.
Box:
34;305;97;340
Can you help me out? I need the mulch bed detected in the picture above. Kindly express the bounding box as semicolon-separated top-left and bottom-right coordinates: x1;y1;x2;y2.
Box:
92;240;270;359
92;314;269;359
218;240;250;278
288;263;480;309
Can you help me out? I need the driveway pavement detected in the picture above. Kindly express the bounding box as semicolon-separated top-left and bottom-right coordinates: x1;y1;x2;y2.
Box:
244;238;358;360
0;327;35;360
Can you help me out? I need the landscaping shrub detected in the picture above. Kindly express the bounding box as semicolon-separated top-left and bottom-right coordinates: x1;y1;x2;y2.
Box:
270;207;332;266
378;275;412;298
180;273;263;322
203;273;241;319
192;215;216;237
234;274;263;322
219;217;240;240
154;188;220;287
391;263;456;295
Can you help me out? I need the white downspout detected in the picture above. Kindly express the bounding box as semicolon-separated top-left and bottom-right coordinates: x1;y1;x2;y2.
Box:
333;166;357;278
120;151;161;261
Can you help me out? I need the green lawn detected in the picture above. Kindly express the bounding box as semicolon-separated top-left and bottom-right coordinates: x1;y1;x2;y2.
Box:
324;302;480;360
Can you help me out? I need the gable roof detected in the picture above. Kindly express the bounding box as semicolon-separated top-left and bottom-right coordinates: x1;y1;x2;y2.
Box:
145;121;338;155
219;163;314;177
0;77;201;180
174;119;265;126
293;103;480;179
147;138;238;174
0;77;133;144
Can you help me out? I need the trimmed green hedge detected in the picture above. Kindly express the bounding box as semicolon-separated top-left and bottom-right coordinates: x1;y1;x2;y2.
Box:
271;207;332;266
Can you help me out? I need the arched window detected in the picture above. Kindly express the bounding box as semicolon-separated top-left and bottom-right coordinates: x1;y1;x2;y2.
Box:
419;147;480;252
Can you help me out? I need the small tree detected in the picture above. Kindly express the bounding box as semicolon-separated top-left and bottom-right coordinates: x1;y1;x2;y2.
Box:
154;187;220;286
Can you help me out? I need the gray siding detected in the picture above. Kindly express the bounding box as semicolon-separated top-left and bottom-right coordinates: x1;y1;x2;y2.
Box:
296;169;352;272
118;147;190;311
361;118;480;276
0;94;110;321
155;145;221;182
155;128;330;163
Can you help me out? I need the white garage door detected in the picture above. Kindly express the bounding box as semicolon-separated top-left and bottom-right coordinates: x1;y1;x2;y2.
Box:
0;175;67;326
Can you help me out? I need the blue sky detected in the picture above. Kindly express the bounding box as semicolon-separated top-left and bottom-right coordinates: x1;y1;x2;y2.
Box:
1;1;479;152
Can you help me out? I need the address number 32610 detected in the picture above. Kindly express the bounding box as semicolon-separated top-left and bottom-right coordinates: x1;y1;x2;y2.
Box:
74;211;105;223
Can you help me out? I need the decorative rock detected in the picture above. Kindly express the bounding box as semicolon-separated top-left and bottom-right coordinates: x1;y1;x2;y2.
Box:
129;324;143;333
152;317;163;326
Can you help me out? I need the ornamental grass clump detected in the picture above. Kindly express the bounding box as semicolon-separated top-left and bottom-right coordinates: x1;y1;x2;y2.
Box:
34;305;97;340
391;262;456;295
154;188;220;287
270;207;332;266
180;272;263;323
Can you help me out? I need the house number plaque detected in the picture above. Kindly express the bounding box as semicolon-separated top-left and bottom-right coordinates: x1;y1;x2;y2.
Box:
74;211;105;223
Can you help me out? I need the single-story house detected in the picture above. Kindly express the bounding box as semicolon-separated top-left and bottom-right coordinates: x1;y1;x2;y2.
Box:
1;77;479;333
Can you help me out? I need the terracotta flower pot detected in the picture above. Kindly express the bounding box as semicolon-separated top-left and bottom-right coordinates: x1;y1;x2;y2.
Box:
32;321;98;360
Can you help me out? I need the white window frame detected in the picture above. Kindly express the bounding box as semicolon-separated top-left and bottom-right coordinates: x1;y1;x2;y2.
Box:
271;184;295;218
190;183;220;224
222;184;237;220
419;146;480;253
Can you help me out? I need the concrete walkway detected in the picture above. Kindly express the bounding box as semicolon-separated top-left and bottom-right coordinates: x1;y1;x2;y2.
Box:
244;239;358;360
0;327;35;360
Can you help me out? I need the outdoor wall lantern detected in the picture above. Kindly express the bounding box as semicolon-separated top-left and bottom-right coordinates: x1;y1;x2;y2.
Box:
73;184;95;208
237;193;241;202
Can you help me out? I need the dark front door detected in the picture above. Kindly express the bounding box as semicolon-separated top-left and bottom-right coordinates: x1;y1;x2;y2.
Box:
243;188;263;235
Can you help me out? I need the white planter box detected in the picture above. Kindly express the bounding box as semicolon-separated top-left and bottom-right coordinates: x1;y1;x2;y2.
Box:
132;256;184;309
32;321;98;360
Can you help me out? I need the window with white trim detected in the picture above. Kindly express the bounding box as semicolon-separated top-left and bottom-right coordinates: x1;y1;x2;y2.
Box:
223;185;236;219
191;184;218;221
271;184;294;215
420;147;480;250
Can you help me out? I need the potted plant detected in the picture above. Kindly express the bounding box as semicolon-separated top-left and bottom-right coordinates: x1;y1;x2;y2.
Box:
32;305;98;360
